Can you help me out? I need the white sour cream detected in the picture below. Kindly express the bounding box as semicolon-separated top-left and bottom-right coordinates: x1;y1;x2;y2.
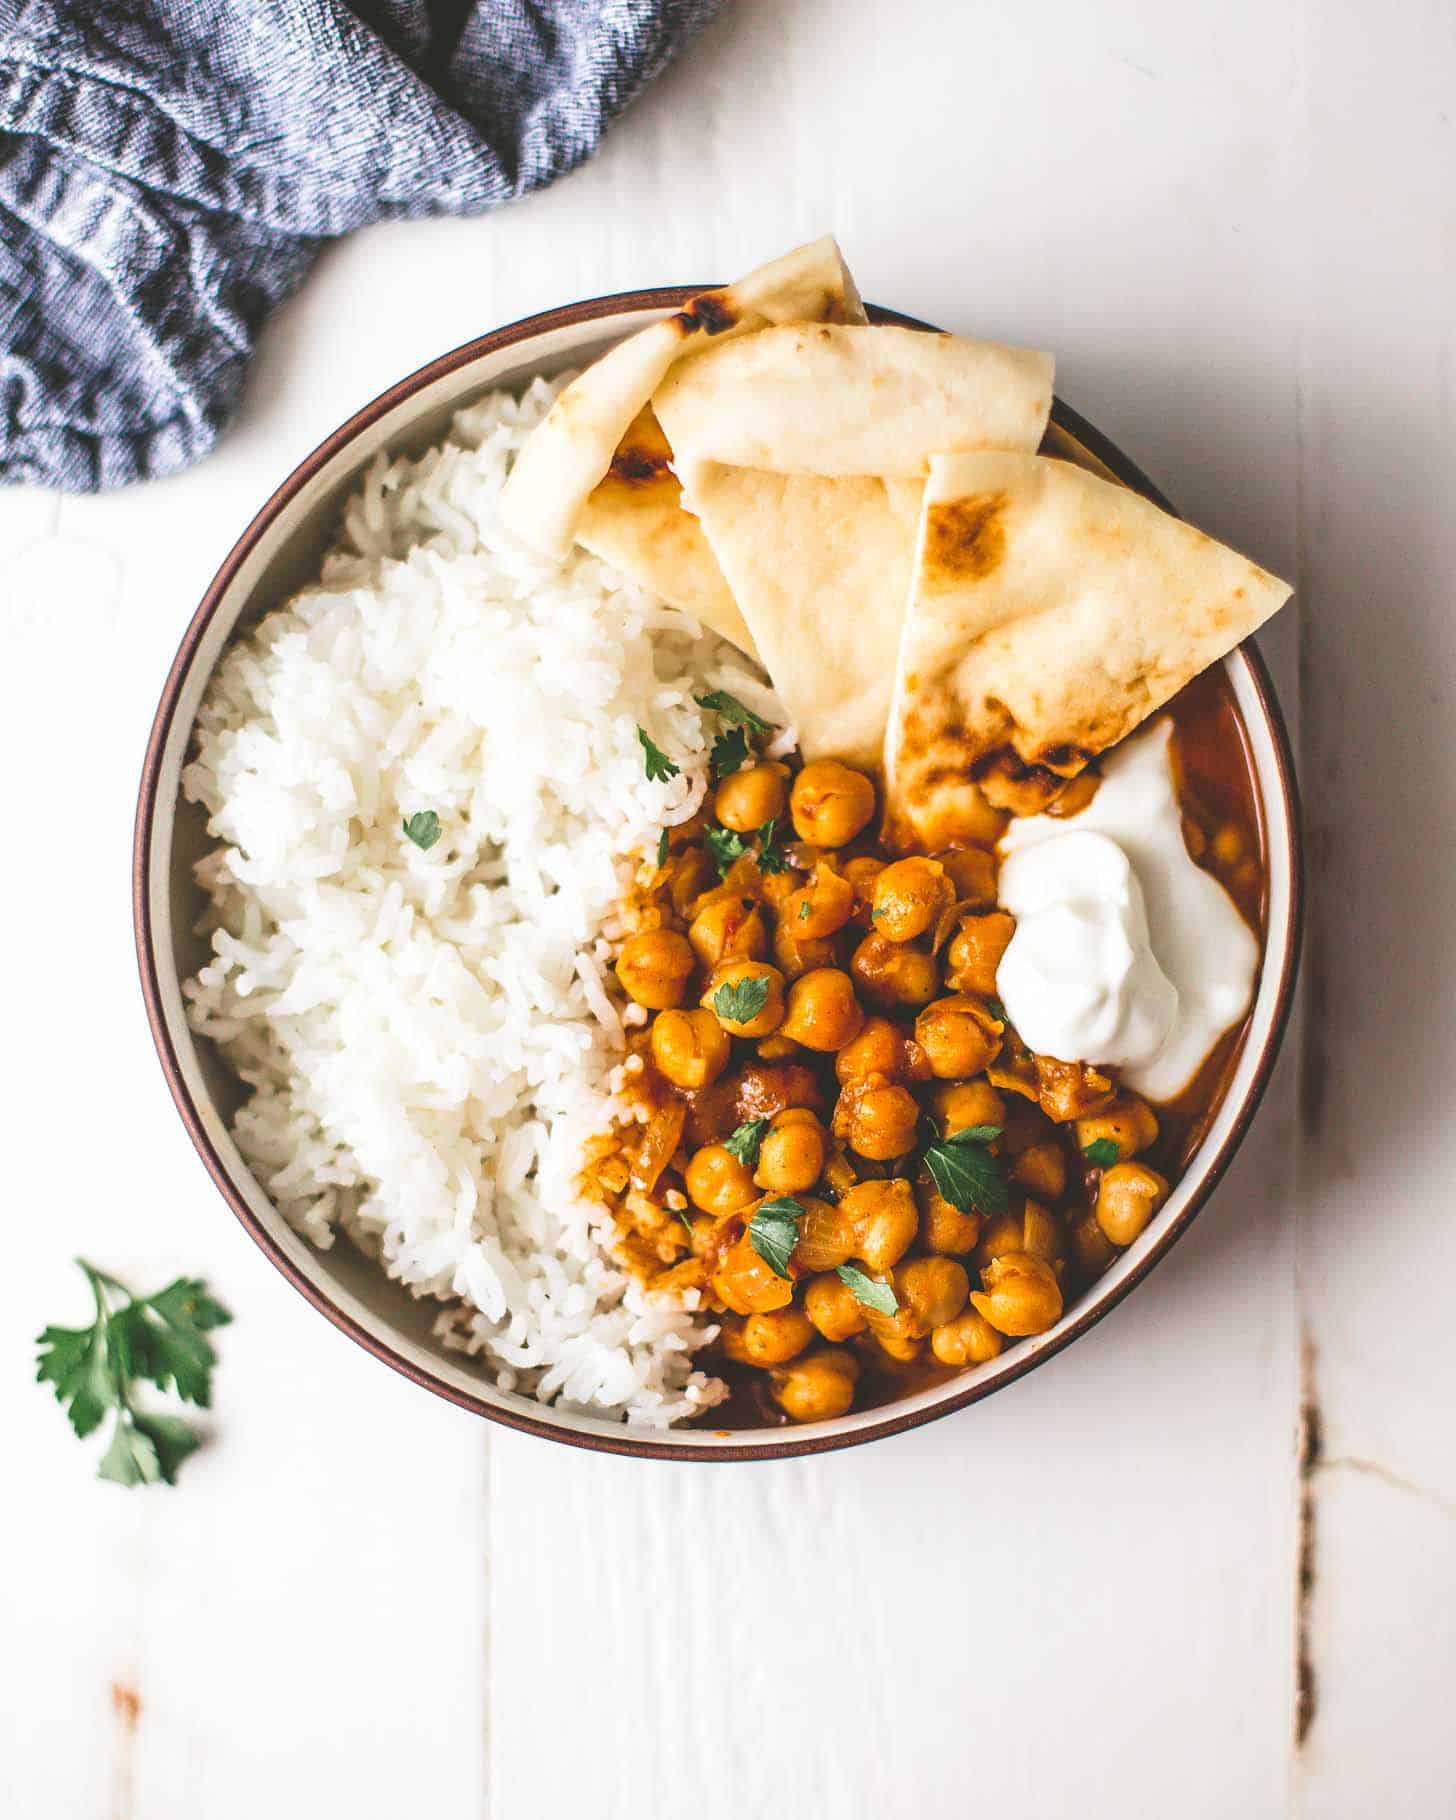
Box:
995;719;1258;1102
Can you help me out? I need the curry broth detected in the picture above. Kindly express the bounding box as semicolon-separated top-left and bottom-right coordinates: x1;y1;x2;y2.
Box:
593;664;1268;1429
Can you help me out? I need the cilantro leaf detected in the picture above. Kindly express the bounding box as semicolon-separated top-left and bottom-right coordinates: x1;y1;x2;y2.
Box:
712;975;771;1025
755;817;789;875
696;690;771;735
836;1263;898;1316
36;1322;115;1439
710;726;750;782
637;727;680;783
923;1127;1009;1215
797;900;811;922
705;823;748;878
748;1197;805;1279
98;1418;163;1489
656;828;670;869
402;810;442;851
724;1118;771;1167
35;1261;228;1489
1083;1138;1121;1167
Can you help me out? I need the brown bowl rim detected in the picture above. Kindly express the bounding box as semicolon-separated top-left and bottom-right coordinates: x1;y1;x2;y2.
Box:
133;286;1304;1462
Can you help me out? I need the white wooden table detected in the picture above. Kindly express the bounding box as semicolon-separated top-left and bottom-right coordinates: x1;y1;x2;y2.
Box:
3;3;1452;1813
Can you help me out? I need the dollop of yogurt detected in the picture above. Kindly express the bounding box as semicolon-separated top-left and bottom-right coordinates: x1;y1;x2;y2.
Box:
995;719;1258;1102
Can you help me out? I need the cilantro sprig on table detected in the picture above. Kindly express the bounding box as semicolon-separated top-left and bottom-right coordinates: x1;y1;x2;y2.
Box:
36;1261;230;1488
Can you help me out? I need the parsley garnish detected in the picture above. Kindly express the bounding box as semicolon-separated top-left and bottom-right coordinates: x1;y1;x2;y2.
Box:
710;726;750;782
36;1261;230;1488
656;828;670;869
836;1263;898;1316
402;810;442;851
1083;1138;1120;1167
748;1197;806;1279
923;1125;1009;1215
705;823;748;877
797;900;811;922
696;690;771;735
725;1118;771;1167
637;727;680;782
712;975;771;1025
756;816;789;874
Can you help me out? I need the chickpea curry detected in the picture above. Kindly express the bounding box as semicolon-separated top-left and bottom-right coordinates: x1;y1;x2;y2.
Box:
583;671;1266;1427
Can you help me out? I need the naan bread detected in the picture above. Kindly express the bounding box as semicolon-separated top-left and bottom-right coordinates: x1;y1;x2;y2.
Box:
653;332;1053;761
575;408;759;658
885;451;1293;841
681;467;921;766
653;323;1054;481
499;237;865;561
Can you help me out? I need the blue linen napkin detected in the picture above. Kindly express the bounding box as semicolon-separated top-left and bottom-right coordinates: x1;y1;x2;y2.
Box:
0;0;721;490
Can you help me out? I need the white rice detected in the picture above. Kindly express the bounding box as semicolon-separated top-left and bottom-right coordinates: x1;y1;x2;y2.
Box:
182;375;784;1425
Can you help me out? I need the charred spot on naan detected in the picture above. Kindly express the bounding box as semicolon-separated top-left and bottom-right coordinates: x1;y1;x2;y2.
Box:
604;407;675;488
922;492;1010;586
675;291;738;336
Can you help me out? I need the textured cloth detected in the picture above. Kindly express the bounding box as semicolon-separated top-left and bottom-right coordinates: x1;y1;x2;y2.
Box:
0;0;721;490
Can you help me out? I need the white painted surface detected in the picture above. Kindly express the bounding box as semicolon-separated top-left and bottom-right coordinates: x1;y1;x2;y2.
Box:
0;1;1446;1813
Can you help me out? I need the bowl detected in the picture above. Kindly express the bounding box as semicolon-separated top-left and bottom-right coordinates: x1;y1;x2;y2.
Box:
134;290;1303;1460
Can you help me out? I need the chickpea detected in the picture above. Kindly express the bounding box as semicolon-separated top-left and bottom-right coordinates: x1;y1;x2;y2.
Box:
684;1144;757;1216
840;1177;919;1272
944;911;1017;996
771;1346;859;1422
721;1306;814;1367
1095;1162;1170;1247
784;862;856;939
688;892;768;970
833;1074;920;1161
790;760;876;848
914;994;1004;1080
771;916;839;981
1011;1141;1068;1201
842;855;887;928
711;1227;795;1315
974;1212;1026;1271
735;1060;825;1121
916;1174;980;1254
893;1256;970;1338
1069;1209;1117;1279
793;1195;860;1272
970;1251;1064;1337
616;928;695;1010
1075;1096;1160;1162
803;1271;869;1342
1020;1199;1066;1272
933;846;998;907
760;867;801;914
869;857;955;944
850;933;940;1008
701;959;786;1038
649;1007;731;1090
669;845;716;916
754;1108;829;1195
867;1322;923;1364
932;1078;1007;1137
714;761;790;833
1034;1055;1117;1123
780;968;864;1052
931;1305;1005;1367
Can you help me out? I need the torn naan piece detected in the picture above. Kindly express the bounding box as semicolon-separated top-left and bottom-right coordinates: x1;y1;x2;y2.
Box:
499;237;865;561
653;324;1054;481
653;330;1054;762
885;451;1293;842
575;407;759;658
682;467;921;767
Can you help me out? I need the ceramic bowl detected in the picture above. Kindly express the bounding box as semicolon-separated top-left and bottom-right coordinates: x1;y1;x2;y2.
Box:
134;291;1302;1460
